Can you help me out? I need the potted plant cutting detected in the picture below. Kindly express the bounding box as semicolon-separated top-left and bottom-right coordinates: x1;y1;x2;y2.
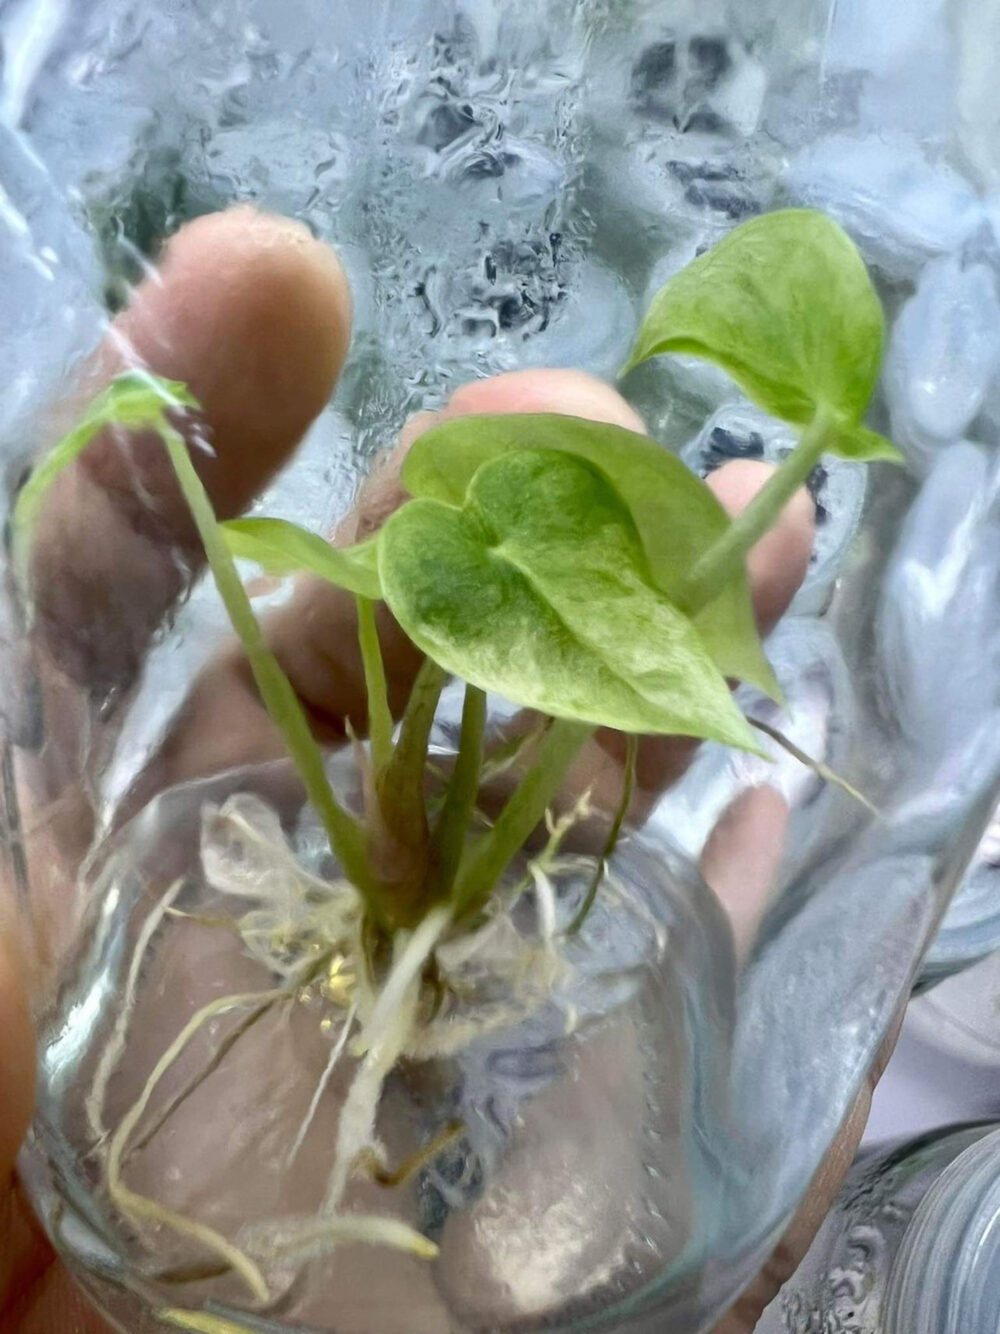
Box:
15;208;899;1332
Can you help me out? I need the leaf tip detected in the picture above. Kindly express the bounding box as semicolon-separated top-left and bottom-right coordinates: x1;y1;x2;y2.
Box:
618;352;641;381
874;440;905;466
838;425;905;465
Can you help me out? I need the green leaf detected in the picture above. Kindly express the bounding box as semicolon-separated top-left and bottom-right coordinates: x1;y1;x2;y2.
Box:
11;371;197;596
381;449;760;750
401;411;779;696
837;424;903;463
221;518;382;598
623;209;885;432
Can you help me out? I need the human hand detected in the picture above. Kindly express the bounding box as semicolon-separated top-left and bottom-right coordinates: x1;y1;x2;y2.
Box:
0;208;888;1333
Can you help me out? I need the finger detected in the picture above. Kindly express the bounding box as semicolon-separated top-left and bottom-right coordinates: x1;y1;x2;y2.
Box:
30;206;352;694
334;369;647;547
444;367;647;431
119;370;641;809
699;785;790;962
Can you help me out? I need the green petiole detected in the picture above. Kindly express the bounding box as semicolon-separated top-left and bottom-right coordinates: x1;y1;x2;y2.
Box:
452;717;593;920
159;427;376;909
356;597;393;775
11;373;199;604
681;406;838;612
427;683;487;900
748;715;881;818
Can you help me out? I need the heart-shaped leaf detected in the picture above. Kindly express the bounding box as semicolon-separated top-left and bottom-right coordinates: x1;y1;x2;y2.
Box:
221;518;382;598
623;209;889;444
381;448;760;750
402;412;779;697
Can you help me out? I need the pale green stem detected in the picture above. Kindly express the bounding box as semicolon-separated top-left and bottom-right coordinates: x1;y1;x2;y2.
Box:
161;429;373;901
356;596;393;774
377;658;447;821
682;405;838;612
452;718;593;919
13;417;98;601
427;684;487;900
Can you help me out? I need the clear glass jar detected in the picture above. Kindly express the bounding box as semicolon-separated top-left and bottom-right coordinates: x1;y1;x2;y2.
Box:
20;744;743;1333
5;2;1000;1332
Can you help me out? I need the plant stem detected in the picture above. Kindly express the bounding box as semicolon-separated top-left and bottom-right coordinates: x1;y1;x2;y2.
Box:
427;685;487;900
377;658;447;822
381;656;448;789
356;596;393;774
370;658;447;926
452;718;593;920
161;429;375;905
682;405;837;612
567;732;637;935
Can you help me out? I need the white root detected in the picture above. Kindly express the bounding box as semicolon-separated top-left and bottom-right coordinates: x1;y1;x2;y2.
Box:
244;1212;439;1264
109;793;608;1286
530;862;558;944
107;989;287;1305
323;906;452;1215
202;796;341;905
286;1001;358;1168
87;877;186;1141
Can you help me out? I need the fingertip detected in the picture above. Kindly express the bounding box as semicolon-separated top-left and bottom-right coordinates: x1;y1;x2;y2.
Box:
114;206;353;512
346;371;647;539
446;369;647;435
708;459;816;633
30;209;356;691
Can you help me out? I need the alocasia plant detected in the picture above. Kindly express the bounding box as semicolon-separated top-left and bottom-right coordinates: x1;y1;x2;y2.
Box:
12;207;898;1292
